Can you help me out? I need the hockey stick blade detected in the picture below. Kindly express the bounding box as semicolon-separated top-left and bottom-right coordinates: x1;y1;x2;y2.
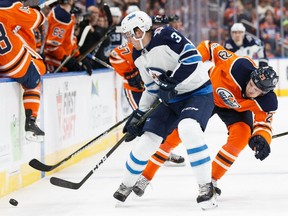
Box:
50;136;126;189
50;170;93;190
29;115;129;172
29;159;57;172
50;100;161;190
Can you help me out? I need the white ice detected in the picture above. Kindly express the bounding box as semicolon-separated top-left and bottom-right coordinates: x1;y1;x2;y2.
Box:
0;97;287;216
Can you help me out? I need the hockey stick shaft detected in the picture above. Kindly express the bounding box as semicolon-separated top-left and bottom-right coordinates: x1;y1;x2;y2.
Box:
77;26;115;62
77;4;114;62
87;54;114;70
29;115;130;172
272;131;288;139
50;100;161;189
54;25;91;73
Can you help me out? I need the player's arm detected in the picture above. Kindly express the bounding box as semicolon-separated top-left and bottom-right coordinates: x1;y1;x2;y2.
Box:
248;93;278;161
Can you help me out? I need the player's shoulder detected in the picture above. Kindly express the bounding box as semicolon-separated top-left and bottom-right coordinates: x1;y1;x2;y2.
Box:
224;38;237;51
243;34;263;46
53;5;72;23
0;0;19;7
255;91;278;112
152;26;185;43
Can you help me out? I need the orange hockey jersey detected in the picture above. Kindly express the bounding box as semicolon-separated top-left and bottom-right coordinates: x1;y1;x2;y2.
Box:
197;40;278;144
109;43;144;92
44;5;79;68
0;0;45;78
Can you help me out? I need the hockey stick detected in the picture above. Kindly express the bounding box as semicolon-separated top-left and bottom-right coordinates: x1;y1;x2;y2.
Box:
50;100;161;189
54;25;91;73
272;131;288;139
77;4;114;62
87;54;114;70
29;115;130;172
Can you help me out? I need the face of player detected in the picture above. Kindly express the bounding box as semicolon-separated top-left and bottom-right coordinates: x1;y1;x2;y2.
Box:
231;31;244;46
245;79;264;98
124;28;149;50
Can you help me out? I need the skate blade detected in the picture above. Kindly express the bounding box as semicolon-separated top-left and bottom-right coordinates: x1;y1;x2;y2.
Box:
164;161;186;167
199;196;218;210
25;132;44;142
115;201;125;208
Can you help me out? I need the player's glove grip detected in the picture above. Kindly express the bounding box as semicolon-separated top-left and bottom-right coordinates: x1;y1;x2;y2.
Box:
124;69;144;90
123;109;145;142
158;72;178;104
248;135;270;161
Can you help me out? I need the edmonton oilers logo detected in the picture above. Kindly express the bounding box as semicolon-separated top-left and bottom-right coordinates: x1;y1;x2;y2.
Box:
216;88;240;108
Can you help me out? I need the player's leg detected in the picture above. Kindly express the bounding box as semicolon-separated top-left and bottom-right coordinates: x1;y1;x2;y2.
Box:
133;128;181;196
212;108;253;195
21;59;46;142
177;93;217;209
113;104;172;202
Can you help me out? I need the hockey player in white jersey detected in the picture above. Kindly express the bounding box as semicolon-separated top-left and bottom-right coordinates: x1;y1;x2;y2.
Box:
113;11;217;210
224;23;268;67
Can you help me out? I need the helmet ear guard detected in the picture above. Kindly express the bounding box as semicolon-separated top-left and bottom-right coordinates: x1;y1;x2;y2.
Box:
250;66;279;94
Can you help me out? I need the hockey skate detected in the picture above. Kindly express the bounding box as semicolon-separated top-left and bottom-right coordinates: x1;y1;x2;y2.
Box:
133;175;150;197
25;110;45;142
113;183;133;202
164;152;186;167
196;182;218;210
212;179;221;196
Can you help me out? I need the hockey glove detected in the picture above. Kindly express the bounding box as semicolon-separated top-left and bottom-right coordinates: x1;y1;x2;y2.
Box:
81;57;93;76
65;57;82;72
248;135;271;161
124;69;144;90
123;109;145;142
158;72;178;104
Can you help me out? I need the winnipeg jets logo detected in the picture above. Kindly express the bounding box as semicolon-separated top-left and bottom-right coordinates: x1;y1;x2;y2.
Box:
216;88;240;108
146;67;165;84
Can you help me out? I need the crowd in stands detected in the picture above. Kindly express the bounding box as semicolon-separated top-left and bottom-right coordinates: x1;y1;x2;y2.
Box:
222;0;288;57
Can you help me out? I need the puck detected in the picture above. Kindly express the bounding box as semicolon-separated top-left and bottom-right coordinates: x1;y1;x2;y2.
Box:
9;198;18;206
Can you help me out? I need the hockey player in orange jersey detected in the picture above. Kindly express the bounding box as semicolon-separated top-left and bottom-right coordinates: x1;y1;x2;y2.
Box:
0;0;47;142
197;40;278;194
133;40;278;198
44;0;92;74
109;42;144;110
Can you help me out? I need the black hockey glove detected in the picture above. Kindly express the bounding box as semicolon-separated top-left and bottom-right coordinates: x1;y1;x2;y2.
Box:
248;135;271;161
124;69;144;90
65;57;82;71
158;72;178;105
123;109;145;142
81;57;93;76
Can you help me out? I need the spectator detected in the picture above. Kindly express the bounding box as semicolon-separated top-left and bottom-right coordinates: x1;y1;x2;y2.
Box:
44;0;92;74
77;5;111;69
224;23;268;67
260;13;280;51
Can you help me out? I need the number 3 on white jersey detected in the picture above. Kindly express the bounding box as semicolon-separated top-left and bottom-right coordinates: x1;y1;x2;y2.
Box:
171;32;182;43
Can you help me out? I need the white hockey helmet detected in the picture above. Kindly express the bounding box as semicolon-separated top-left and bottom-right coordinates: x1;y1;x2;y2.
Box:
110;7;122;17
121;11;152;37
231;23;246;33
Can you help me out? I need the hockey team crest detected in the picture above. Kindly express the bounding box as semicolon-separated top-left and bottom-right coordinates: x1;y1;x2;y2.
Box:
216;88;240;108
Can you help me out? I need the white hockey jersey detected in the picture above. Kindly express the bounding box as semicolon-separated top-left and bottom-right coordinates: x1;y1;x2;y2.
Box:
132;26;211;111
223;34;268;67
